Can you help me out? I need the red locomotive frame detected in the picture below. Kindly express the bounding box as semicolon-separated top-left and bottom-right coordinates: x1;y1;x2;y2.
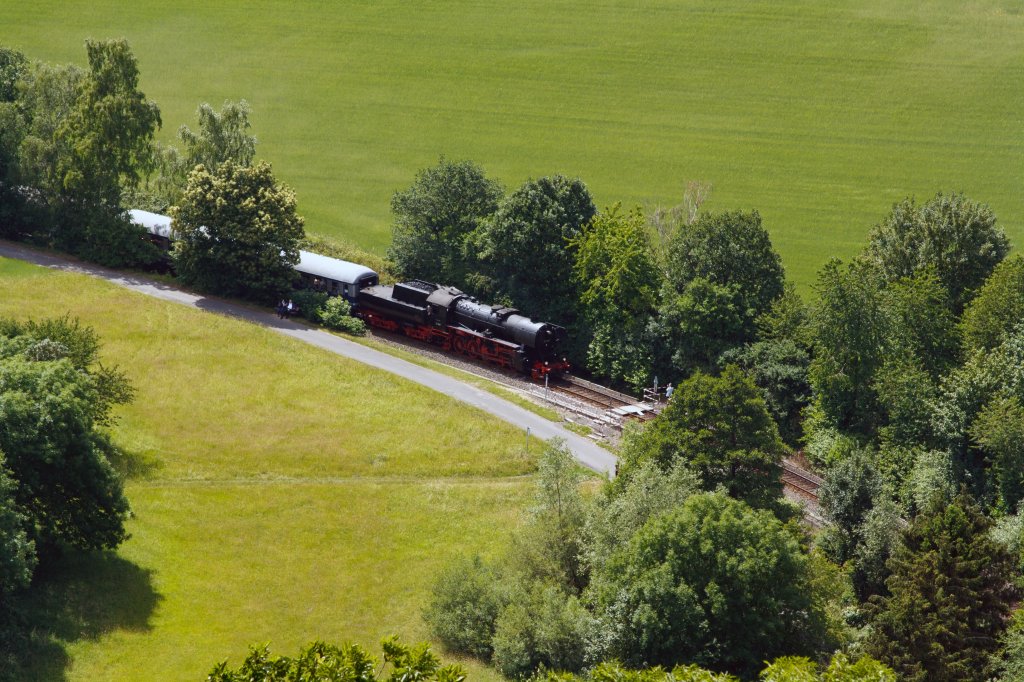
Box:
361;310;569;380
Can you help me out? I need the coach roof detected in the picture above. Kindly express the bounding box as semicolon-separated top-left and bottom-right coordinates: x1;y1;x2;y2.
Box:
296;250;378;284
128;209;174;239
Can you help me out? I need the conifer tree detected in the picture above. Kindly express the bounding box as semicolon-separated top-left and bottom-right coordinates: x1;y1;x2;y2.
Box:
866;494;1016;681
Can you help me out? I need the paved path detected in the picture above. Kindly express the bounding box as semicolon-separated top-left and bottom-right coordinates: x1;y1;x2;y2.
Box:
0;241;617;475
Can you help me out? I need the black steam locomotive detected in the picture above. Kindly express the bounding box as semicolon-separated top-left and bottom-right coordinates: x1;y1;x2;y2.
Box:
357;280;569;378
129;209;569;379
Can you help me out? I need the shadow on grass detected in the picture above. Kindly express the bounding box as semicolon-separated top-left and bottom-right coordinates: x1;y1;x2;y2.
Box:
106;444;164;480
5;552;161;681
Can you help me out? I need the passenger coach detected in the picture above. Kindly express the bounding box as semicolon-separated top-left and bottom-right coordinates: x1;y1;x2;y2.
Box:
128;209;379;302
294;251;378;302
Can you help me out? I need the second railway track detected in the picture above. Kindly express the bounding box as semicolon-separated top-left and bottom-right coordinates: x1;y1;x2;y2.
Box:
548;376;639;411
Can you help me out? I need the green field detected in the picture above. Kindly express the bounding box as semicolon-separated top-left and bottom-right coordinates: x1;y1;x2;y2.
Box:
4;1;1022;286
0;258;532;681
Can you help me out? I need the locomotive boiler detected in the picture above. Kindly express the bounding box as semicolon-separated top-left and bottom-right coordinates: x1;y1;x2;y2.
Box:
356;280;569;378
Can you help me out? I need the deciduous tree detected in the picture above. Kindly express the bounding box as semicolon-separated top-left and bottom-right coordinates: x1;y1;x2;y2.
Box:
960;255;1024;354
179;99;256;171
52;39;161;264
208;637;466;682
970;396;1024;513
388;157;502;289
620;365;785;510
808;259;890;437
862;193;1009;313
0;457;34;600
472;175;595;330
650;210;784;376
0;320;133;555
172;160;305;301
591;492;823;678
572;204;660;388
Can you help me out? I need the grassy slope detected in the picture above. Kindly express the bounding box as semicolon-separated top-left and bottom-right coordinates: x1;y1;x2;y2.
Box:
0;259;529;681
4;1;1022;287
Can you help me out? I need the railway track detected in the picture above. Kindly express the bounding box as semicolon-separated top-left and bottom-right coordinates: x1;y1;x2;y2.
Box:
781;459;824;526
548;376;643;412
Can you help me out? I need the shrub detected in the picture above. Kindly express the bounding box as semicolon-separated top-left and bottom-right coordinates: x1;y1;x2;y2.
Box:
289;289;328;322
318;296;366;335
424;555;508;660
491;584;595;678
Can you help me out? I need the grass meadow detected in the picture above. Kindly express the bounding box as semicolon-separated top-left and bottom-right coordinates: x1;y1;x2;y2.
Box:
4;1;1023;287
0;258;534;681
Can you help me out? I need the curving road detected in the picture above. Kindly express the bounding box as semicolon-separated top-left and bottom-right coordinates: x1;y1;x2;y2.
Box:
0;240;617;476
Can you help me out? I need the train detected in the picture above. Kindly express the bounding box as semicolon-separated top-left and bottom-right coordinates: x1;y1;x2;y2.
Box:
129;209;569;378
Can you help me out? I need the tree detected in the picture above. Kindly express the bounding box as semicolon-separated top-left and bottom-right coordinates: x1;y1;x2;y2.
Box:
862;193;1009;312
51;39;162;264
960;255;1024;354
873;356;936;451
11;61;83;239
651;210;784;376
0;48;29;233
208;637;466;682
970;396;1024;513
591;492;824;678
0;457;34;600
620;365;785;510
472;174;596;330
884;268;959;377
572;204;660;388
586;458;699;574
852;499;903;600
508;439;588;593
0;47;28;103
179;99;256;171
0;320;133;554
866;494;1017;681
388;157;502;289
719;339;810;445
650;277;746;375
931;323;1024;482
491;583;595;677
807;259;890;437
759;654;896;681
536;659;738;682
818;447;883;563
172;160;305;301
130;99;259;213
991;609;1024;682
664;210;785;327
756;283;811;347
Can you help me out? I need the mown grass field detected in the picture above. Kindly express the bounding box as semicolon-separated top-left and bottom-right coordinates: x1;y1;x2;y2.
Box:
0;258;532;681
4;1;1022;287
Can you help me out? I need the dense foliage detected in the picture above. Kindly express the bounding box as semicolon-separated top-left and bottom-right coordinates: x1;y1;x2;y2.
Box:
591;492;823;678
618;365;785;510
866;495;1016;681
173;161;305;301
388;157;502;290
0;317;133;680
0;40;162;266
427;440;828;680
208;637;465;682
863;193;1009;313
0;316;133;557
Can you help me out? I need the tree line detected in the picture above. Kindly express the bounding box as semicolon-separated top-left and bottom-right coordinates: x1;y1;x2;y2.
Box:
0;41;375;322
390;159;1024;679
